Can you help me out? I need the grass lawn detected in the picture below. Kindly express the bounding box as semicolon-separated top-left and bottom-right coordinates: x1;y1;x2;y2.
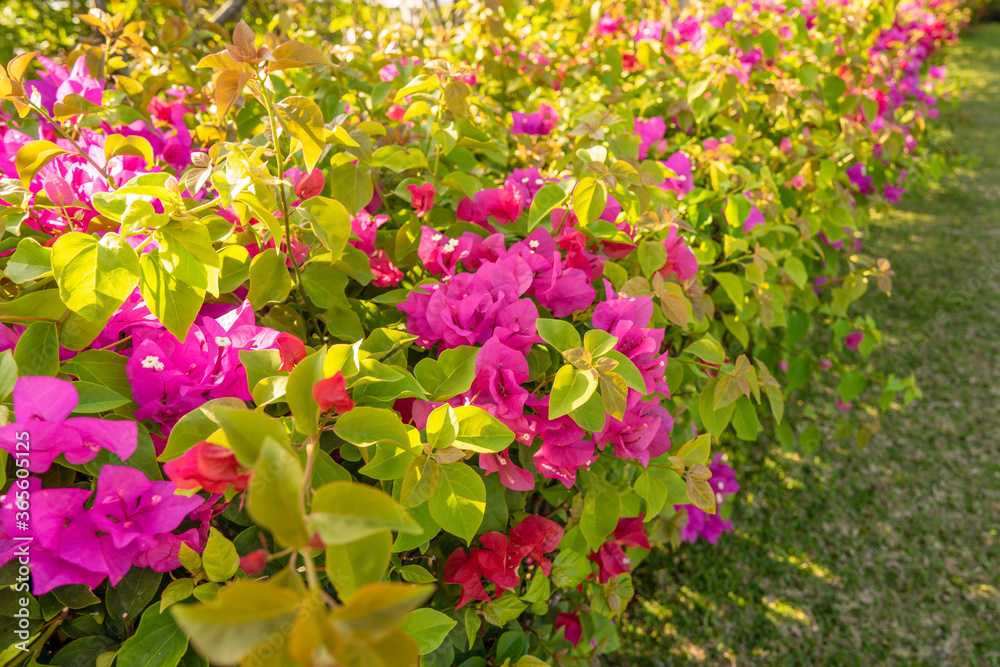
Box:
612;23;1000;666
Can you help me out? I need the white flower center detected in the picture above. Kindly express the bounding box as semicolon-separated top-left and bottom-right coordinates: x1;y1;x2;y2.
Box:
141;355;165;371
535;179;544;185
215;336;232;347
529;240;540;249
432;234;443;242
521;177;530;183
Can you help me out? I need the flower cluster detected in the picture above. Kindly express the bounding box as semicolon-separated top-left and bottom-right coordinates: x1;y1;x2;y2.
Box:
444;515;563;607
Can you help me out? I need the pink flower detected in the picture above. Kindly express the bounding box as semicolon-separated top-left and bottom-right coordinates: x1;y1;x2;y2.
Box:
658;226;698;281
406;183;436;218
634;116;667;161
370;249;404;286
844;332;864;351
0;377;137;473
660;152;694;199
555;612;583;646
636;20;664;42
836;398;853;411
511;104;559;136
481;449;534;491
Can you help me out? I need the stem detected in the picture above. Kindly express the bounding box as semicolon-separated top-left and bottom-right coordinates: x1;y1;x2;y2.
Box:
300;436;317;517
185;196;222;215
260;74;321;339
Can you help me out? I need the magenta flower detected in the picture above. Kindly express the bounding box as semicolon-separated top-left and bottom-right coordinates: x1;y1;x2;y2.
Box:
509;515;563;575
480;449;534;491
417;226;474;276
634;116;667;161
370;249;404;287
511;104;559;136
595;397;673;466
0;377;137;473
660;152;694;199
505;167;551;205
456;185;525;231
708;6;734;29
658;225;698;281
844;331;864;351
555;612;583;646
742;205;765;232
589;542;631;583
597;13;622;36
847;163;875;195
636;20;664;42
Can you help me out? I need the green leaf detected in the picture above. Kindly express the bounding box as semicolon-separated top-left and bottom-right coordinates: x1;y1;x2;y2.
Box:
49;636;118;667
246;437;310;548
140;251;205;341
5;238;52;283
329;582;433;641
732;396;761;441
527;183;569;231
358;440;420;480
299;196;352;261
601;350;647;393
16;139;69;187
684;339;726;365
170;582;302;665
248;248;292;309
572;176;606;227
158;397;245;462
399;456;440;509
635;469;667;517
308;481;421;544
400;608;457;655
393;74;440;102
598;371;628;420
425;404;458;450
334;406;410;448
325;530;393;600
160;578;195;613
548;365;598;420
106;567;163;637
413;345;479;400
117;605;189;667
0;351;16;401
13;321;58;376
535;318;581;352
276;96;325;171
52;232;140;322
452;405;515;453
637;240;667;279
301;263;349;309
153;221;220;292
202;528;240;583
551;550;593;588
70;381;129;413
430;462;486;545
838;370;868;402
712;272;745;311
464;607;481;650
212;406;288;466
580;470;621;551
784;256;808;289
105;134;155;166
285;349;325;436
329;162;374;215
699;380;735;440
482;593;527;628
676;433;711;466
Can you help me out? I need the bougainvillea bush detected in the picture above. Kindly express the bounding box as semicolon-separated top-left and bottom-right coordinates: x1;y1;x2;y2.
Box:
0;0;966;664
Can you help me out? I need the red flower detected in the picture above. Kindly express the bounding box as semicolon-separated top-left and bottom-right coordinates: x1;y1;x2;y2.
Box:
510;515;564;575
405;183;436;218
312;372;354;414
276;333;307;371
476;532;531;592
555;612;583;646
164;441;250;493
613;516;651;549
387;104;407;121
444;548;490;608
239;550;268;575
589;542;631;583
293;168;325;201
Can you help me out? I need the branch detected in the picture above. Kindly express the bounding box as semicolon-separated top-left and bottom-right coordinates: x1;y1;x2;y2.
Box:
210;0;249;26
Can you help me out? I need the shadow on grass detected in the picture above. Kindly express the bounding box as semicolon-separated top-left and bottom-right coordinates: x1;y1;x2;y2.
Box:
612;23;1000;667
